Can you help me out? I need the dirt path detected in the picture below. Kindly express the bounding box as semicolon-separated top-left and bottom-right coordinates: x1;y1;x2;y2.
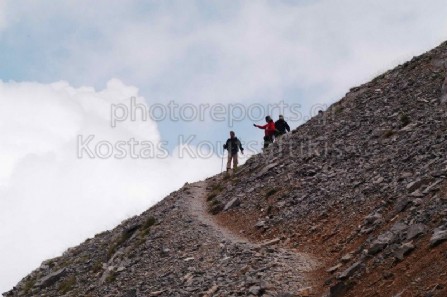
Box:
187;181;253;244
186;180;318;293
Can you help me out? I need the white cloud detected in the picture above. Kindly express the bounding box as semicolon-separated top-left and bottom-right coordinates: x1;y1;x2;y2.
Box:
2;1;447;107
0;79;220;292
24;0;445;104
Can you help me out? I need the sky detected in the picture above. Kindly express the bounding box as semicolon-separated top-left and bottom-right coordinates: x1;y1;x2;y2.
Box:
1;0;447;292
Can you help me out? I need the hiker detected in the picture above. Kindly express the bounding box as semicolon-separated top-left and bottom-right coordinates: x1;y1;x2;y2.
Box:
223;131;244;172
274;114;290;137
254;116;276;149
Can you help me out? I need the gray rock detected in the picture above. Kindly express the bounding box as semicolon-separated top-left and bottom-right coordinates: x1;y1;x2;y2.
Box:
409;190;424;198
327;263;343;273
35;268;67;289
406;224;427;240
368;232;395;255
390;222;408;234
412;198;423;206
255;220;266;228
364;212;383;225
341;253;353;263
256;163;278;177
394;198;410;213
260;238;280;247
422;179;443;194
337;261;363;280
430;169;447;178
430;228;447;246
393;242;415;261
224;197;241;211
441;75;447;103
406;179;430;192
248;285;262;295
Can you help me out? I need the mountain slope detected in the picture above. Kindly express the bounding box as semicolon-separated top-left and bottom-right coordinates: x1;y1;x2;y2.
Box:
211;41;447;296
4;182;316;296
4;40;447;297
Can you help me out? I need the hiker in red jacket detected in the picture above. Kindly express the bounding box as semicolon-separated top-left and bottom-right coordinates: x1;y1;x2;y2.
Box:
254;116;276;149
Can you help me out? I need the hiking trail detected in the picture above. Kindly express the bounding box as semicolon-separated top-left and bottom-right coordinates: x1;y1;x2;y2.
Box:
185;180;318;293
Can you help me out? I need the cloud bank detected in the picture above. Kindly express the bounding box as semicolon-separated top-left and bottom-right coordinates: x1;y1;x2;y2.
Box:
2;0;446;105
0;79;220;291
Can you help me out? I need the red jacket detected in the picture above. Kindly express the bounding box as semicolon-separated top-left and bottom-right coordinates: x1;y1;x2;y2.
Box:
256;121;276;136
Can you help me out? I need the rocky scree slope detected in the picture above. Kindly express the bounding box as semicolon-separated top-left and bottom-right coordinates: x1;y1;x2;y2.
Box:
210;41;447;296
3;182;316;297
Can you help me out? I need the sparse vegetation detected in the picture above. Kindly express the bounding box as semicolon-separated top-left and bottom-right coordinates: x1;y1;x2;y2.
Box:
80;255;90;264
207;192;217;201
383;129;395;138
23;277;36;294
140;228;151;238
105;271;118;283
47;259;56;268
211;183;224;192
266;188;278;198
58;275;76;294
400;113;410;127
57;258;73;268
139;216;157;238
107;227;138;259
207;184;223;214
142;216;156;230
207;182;224;203
91;261;103;273
334;106;344;114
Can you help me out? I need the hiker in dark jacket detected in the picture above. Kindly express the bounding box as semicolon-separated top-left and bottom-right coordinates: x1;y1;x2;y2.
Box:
254;116;276;148
223;131;244;172
274;114;290;137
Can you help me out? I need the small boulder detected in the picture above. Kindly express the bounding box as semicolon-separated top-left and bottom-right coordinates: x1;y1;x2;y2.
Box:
430;228;447;247
406;179;430;192
338;261;363;280
394;198;410;213
255;220;266;229
341;253;353;263
406;224;427;240
364;213;383;225
327;263;343;273
368;231;395;255
35;268;67;289
393;242;415;261
248;285;262;295
224;197;240;211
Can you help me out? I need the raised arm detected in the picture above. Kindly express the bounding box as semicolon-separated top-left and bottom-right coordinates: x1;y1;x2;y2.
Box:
254;123;268;129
